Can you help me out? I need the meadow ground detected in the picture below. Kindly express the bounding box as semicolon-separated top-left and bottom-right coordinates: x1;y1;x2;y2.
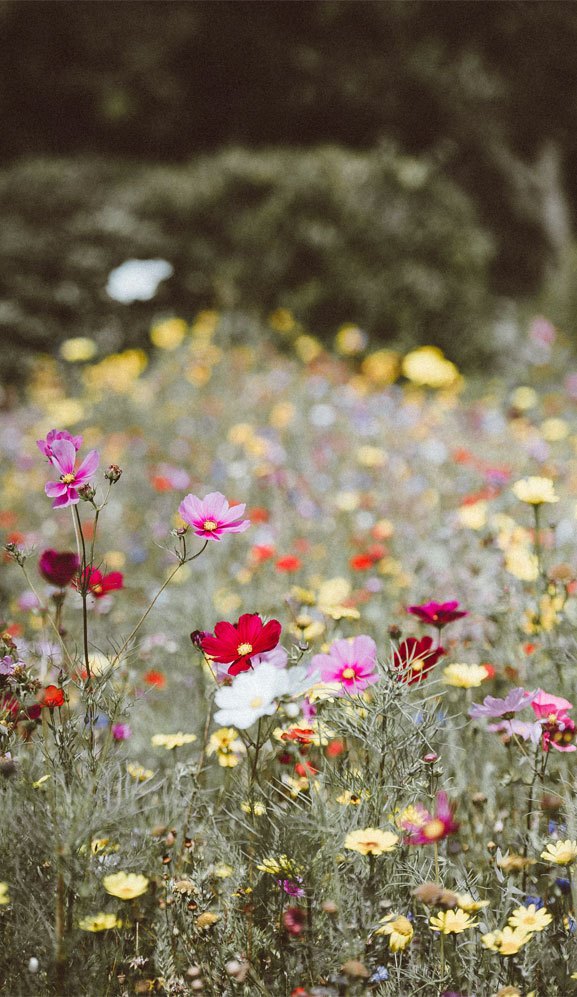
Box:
1;314;577;996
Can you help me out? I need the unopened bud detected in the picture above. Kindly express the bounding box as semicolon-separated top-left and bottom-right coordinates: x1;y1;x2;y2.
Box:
105;464;123;484
388;624;402;640
78;484;96;503
4;543;26;566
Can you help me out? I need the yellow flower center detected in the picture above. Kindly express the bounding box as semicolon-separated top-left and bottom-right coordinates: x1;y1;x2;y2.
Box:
203;519;218;531
60;473;75;484
423;818;445;840
250;696;263;708
237;642;253;656
412;660;425;672
341;667;356;679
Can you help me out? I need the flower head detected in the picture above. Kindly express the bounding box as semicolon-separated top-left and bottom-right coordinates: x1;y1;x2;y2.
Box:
481;927;531;955
207;727;245;767
429;909;477;934
402;792;459;845
508;904;552;933
151;732;197;750
79;912;122;932
310;635;379;695
37;429;82;459
213;662;311;730
375;913;414;951
343;828;399;856
512;476;559;505
39;686;65;709
44;438;100;509
540;840;577;866
75;567;124;598
178;491;250;541
469;687;534;720
38;550;80;587
0;883;9;905
200;614;282;676
442;663;492;688
103;872;149;900
407;600;467;628
392;636;445;685
530;689;573;722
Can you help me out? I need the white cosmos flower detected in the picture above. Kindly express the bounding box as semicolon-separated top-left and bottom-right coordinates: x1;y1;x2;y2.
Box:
106;259;173;303
214;663;317;730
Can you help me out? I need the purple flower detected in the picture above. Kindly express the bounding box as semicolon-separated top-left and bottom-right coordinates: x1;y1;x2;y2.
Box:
37;429;83;459
469;687;534;721
0;656;17;676
277;878;305;897
44;438;100;509
487;719;542;743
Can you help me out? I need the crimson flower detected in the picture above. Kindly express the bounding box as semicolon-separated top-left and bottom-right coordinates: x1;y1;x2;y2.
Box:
402;792;459;845
283;907;307;935
392;636;445;685
200;613;282;676
39;685;65;709
38;549;80;588
407;600;467;628
74;567;124;598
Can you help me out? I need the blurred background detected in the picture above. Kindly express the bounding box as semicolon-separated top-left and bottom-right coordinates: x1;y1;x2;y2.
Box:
1;0;577;385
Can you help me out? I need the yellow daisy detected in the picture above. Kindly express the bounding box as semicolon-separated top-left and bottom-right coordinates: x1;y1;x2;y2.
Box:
375;914;414;951
508;904;552;933
103;872;149;900
540;840;577;865
429;909;477;934
343;828;399;856
512;476;559;506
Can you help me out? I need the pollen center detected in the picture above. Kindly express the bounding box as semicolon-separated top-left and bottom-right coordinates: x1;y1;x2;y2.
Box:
341;667;356;679
250;696;263;708
203;519;218;531
412;660;425;672
423;818;445;840
60;473;75;484
237;642;253;656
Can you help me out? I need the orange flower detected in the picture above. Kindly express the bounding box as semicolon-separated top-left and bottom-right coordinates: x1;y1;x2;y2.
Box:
143;669;166;688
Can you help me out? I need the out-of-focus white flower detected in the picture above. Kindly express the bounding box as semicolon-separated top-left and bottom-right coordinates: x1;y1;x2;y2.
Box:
106;259;173;304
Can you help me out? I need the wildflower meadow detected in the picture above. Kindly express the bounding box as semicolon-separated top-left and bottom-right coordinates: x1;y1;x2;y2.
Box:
3;314;577;997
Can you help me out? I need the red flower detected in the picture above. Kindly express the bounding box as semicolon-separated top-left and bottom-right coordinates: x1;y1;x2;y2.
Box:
39;685;65;709
200;613;282;676
75;568;124;598
392;636;445;685
407;600;467;628
275;556;302;573
38;549;80;587
250;545;276;564
143;669;166;688
349;553;374;571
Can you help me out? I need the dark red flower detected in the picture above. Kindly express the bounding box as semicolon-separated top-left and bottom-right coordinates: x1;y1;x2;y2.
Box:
75;568;124;598
407;600;467;628
0;693;20;718
39;685;65;709
392;636;445;685
39;549;80;587
200;613;282;676
283;907;307;935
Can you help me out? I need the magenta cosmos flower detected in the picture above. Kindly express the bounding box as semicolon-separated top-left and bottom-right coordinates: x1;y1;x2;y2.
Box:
310;635;379;695
531;690;576;753
178;491;250;541
402;791;459;845
37;429;83;459
44;439;100;509
407;600;467;628
200;613;282;676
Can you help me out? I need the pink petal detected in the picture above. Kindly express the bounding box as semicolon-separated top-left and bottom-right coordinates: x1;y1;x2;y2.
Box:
49;439;76;475
45;481;67;497
75;449;100;483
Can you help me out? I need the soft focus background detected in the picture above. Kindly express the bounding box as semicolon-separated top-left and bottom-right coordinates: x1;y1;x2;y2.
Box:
1;0;577;386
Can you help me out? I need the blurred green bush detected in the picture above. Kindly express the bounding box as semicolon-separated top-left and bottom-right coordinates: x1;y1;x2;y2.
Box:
0;147;495;380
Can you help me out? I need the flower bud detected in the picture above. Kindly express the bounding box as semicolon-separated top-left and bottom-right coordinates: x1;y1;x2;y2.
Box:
105;464;123;484
28;958;39;973
78;484;96;502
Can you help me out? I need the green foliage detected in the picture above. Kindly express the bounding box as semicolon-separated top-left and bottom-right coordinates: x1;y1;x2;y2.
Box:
0;147;494;381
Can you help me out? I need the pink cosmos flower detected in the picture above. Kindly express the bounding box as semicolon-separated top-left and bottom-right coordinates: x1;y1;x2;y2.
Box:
37;429;83;459
44;439;100;509
407;600;467;628
178;491;250;541
530;690;573;722
402;791;459;845
487;718;543;743
310;635;379;695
